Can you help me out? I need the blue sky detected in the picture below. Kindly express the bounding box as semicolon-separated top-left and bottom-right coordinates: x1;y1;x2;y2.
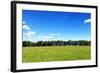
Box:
22;10;91;42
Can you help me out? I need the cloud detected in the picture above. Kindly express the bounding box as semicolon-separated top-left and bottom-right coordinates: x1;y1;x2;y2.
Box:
38;35;43;38
57;33;61;35
37;33;61;40
43;36;54;39
23;31;36;37
22;21;26;24
84;18;91;24
23;25;31;30
38;35;54;39
50;34;55;36
22;21;31;30
50;33;61;36
23;31;36;41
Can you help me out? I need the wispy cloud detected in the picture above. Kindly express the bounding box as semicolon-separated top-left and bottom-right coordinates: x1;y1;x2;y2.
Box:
57;33;61;35
50;33;61;36
23;21;31;30
23;31;36;41
37;33;61;40
23;31;36;37
43;36;54;39
84;18;91;24
22;21;26;24
50;34;55;36
23;25;31;30
38;35;43;38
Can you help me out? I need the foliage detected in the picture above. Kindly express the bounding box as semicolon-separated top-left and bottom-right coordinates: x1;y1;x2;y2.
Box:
23;41;33;47
23;40;91;47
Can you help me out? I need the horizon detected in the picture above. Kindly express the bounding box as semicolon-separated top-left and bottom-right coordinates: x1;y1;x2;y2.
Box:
22;10;91;42
23;39;91;43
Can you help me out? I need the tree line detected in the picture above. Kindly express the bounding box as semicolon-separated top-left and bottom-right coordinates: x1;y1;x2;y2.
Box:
23;40;91;47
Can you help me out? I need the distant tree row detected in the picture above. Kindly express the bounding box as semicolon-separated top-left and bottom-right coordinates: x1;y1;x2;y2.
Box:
23;40;91;47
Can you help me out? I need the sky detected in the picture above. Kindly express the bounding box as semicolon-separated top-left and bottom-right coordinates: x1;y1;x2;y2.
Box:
22;10;91;42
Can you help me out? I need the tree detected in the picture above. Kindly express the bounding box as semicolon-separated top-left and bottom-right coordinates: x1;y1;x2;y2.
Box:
23;40;91;47
23;41;32;47
36;41;43;46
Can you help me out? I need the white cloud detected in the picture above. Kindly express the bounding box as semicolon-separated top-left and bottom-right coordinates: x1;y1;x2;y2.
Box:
38;35;54;39
57;33;61;35
23;25;31;30
23;31;36;41
50;34;55;36
27;31;36;36
23;31;36;37
84;18;91;24
50;33;61;36
38;35;43;38
43;36;54;39
22;21;26;24
22;21;31;30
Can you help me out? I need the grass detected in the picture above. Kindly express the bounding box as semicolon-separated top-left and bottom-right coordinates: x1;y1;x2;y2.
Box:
22;46;91;63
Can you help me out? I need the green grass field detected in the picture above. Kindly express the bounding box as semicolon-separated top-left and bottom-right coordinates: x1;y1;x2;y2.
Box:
22;46;91;63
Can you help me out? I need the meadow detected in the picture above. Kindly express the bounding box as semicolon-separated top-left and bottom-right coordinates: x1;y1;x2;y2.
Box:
22;46;91;63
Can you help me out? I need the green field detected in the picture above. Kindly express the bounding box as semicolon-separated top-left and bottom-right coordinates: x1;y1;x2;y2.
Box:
22;46;91;63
